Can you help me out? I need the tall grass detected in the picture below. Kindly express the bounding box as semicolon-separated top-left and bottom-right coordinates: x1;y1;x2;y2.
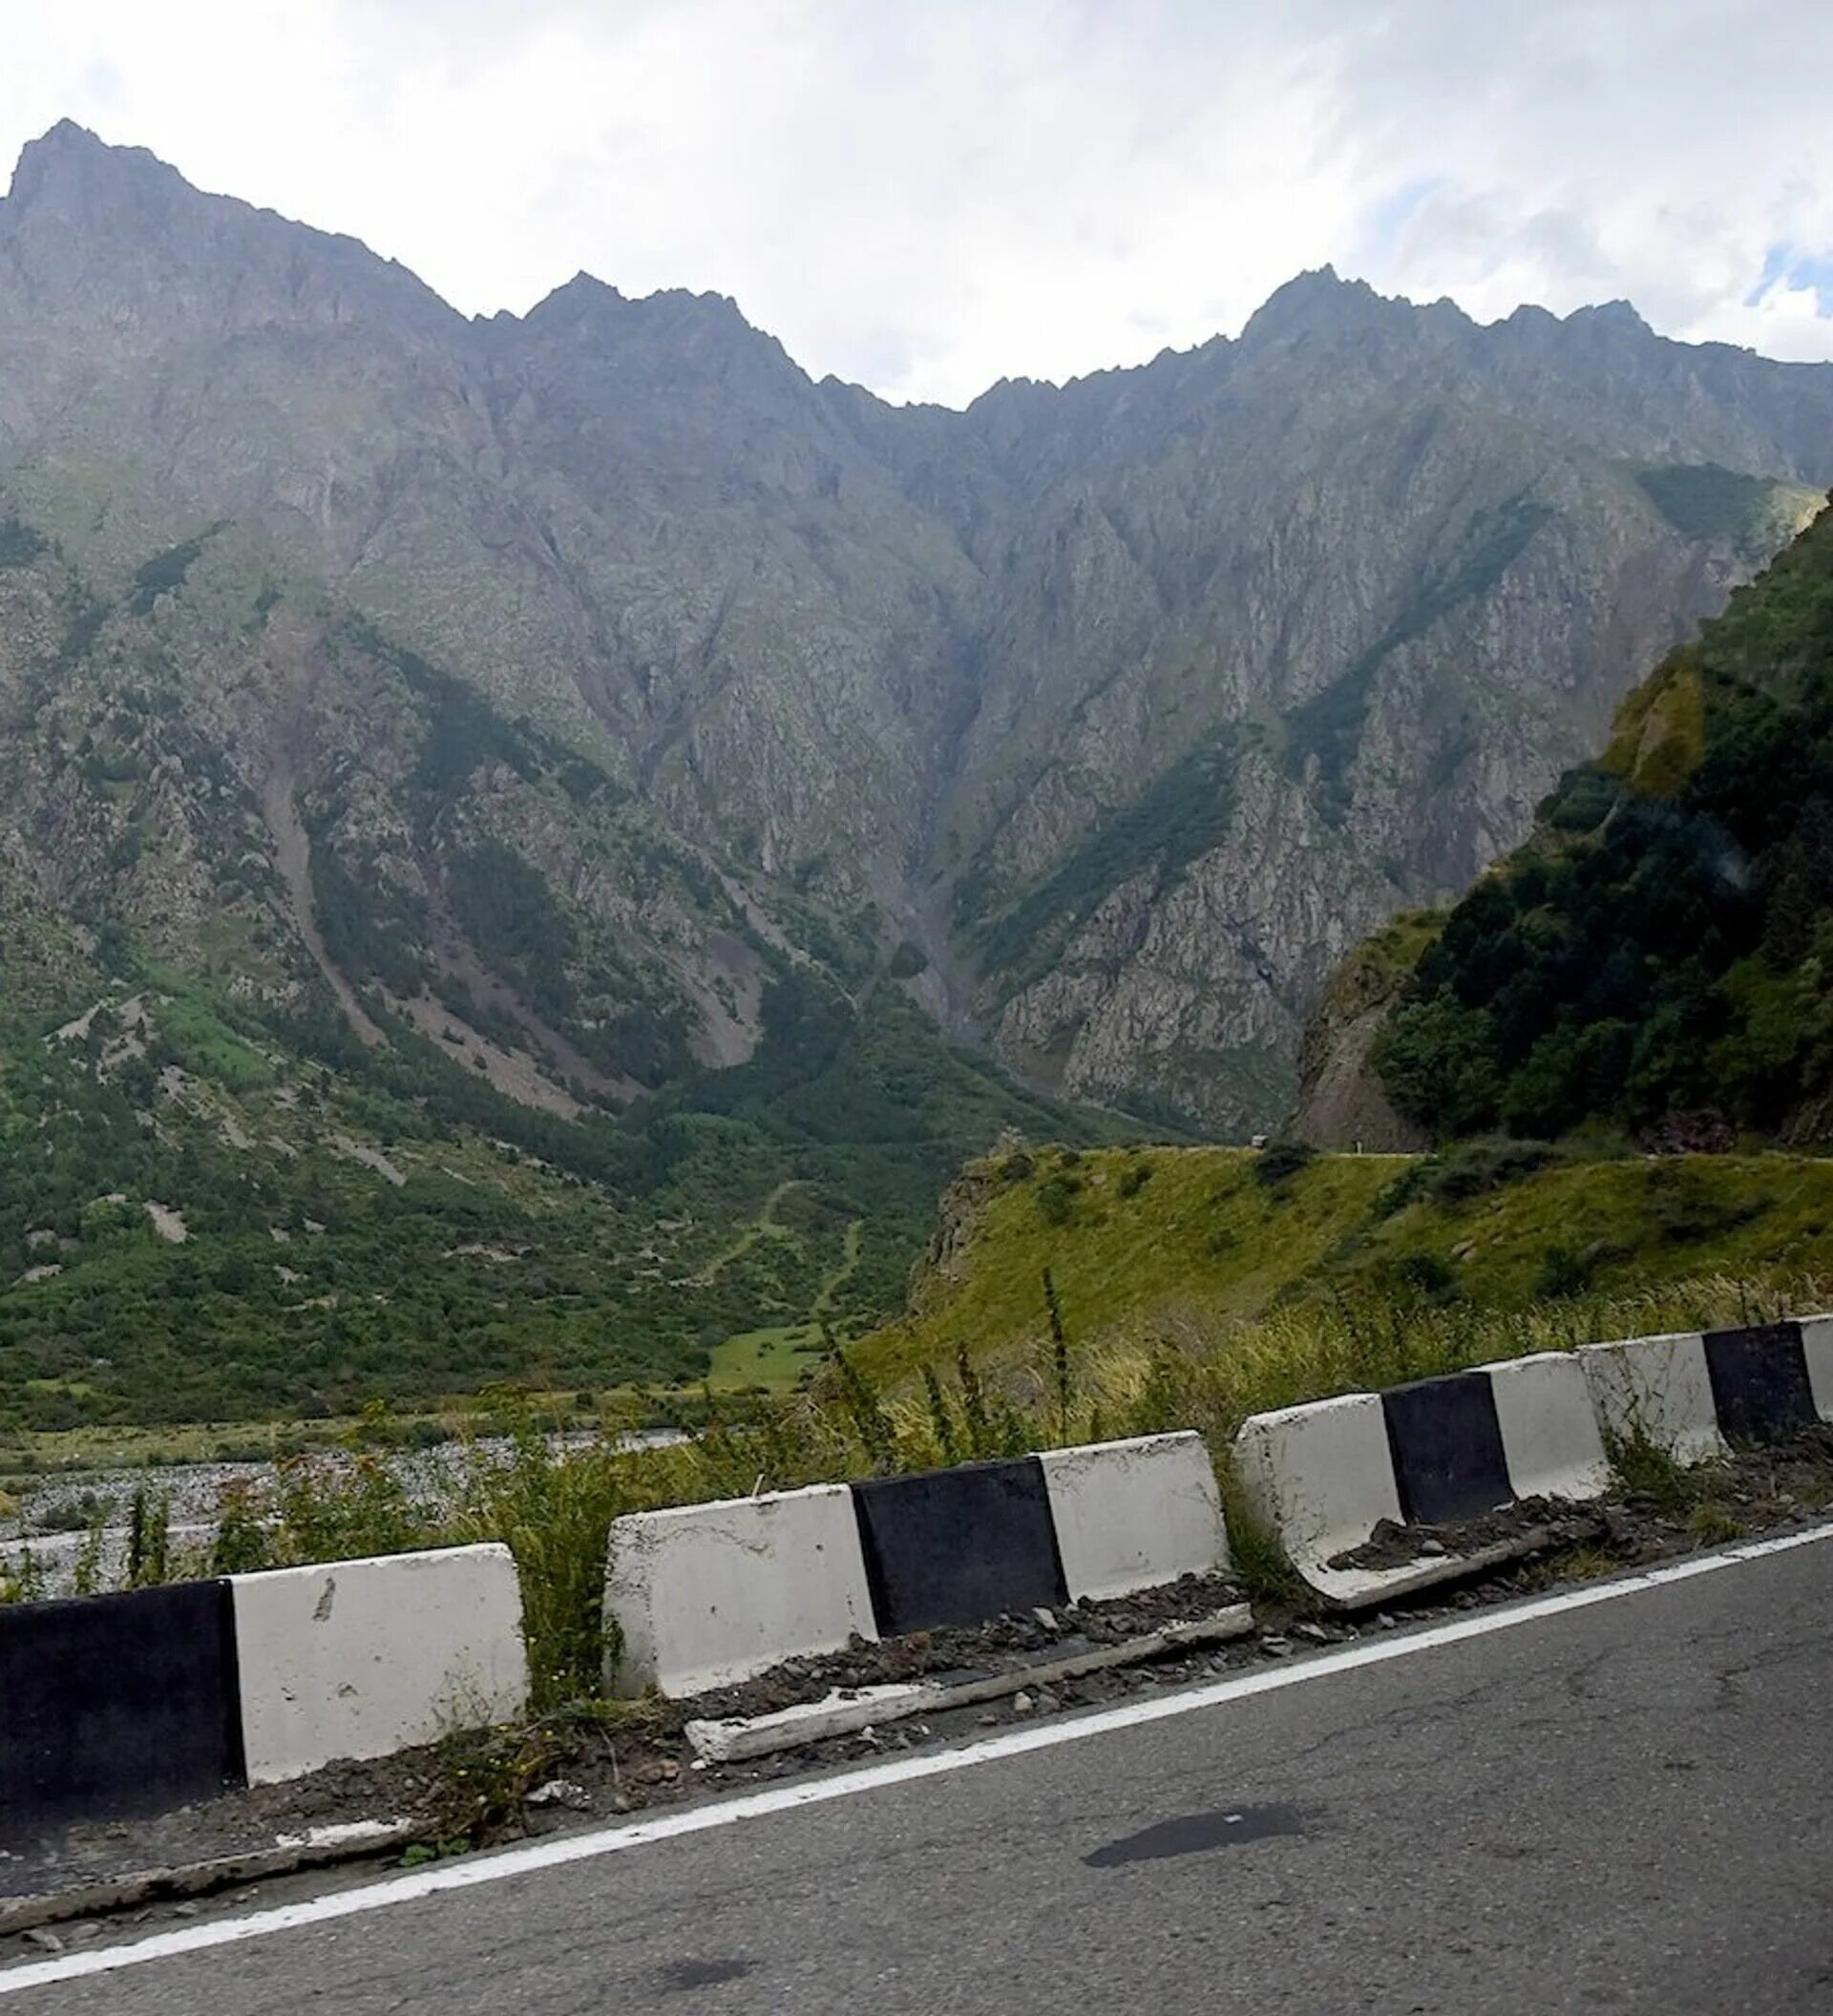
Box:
1059;1270;1823;1458
451;1403;630;1712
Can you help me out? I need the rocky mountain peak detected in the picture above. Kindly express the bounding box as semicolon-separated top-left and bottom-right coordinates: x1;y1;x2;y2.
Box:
515;272;768;358
1566;298;1654;335
4;117;166;208
1238;263;1364;336
0;118;190;262
0;122;457;348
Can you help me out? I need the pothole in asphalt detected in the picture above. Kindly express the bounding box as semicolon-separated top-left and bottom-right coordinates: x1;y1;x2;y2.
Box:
660;1957;757;1990
1083;1804;1307;1867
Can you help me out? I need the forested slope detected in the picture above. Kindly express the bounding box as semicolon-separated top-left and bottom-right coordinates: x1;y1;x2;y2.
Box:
1356;496;1833;1144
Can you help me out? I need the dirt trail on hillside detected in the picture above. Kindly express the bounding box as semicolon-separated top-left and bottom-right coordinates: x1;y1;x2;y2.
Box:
256;618;386;1050
262;770;387;1049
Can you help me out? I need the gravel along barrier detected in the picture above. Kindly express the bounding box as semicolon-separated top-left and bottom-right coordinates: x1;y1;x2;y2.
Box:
1235;1316;1833;1608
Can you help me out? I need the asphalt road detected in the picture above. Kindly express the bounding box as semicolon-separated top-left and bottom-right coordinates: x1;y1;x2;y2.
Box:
11;1534;1832;2014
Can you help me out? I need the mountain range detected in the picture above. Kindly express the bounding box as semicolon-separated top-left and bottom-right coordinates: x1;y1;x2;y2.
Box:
7;121;1833;1135
4;120;1833;1423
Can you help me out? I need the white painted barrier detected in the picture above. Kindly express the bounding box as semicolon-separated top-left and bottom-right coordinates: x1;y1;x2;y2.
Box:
230;1545;528;1785
1037;1432;1230;1603
1483;1352;1612;1502
606;1483;876;1699
1578;1332;1726;1466
1798;1314;1833;1418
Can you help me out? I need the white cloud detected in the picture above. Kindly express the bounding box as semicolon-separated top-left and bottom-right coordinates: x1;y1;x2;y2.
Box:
1;0;1829;404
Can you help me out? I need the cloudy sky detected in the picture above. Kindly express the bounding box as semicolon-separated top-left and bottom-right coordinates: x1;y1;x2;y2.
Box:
3;0;1831;407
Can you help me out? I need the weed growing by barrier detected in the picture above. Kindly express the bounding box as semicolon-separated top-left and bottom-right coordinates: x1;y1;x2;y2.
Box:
453;1400;630;1712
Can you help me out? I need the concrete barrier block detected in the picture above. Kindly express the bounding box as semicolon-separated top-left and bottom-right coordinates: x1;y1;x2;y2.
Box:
1037;1432;1230;1602
231;1544;527;1785
1798;1313;1833;1419
1578;1332;1726;1467
1232;1395;1472;1607
1701;1322;1819;1441
852;1459;1065;1636
0;1582;244;1836
607;1484;875;1699
1233;1394;1401;1568
1482;1352;1612;1503
1380;1373;1512;1524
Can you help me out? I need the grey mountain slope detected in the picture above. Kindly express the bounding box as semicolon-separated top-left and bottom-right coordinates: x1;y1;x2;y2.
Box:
1;123;1830;1131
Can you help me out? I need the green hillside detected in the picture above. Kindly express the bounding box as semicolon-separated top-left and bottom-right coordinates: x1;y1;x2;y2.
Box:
1368;494;1833;1144
0;961;1110;1434
855;1139;1833;1390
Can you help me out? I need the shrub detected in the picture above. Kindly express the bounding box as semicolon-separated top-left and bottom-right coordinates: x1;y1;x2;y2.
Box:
1534;1245;1592;1300
1395;1252;1459;1303
1253;1140;1317;1188
456;1411;627;1712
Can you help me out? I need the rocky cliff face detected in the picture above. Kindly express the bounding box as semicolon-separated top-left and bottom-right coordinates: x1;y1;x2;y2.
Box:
1287;914;1440;1153
4;122;1832;1132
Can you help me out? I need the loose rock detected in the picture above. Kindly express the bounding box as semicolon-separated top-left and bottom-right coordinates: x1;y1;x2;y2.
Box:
526;1779;592;1813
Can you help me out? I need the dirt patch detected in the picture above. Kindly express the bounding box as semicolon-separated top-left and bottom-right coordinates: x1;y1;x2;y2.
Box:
327;1133;406;1187
142;1202;188;1245
427;940;637;1108
688;1572;1245;1720
1333;1426;1833;1573
389;987;584;1120
1331;1497;1607;1571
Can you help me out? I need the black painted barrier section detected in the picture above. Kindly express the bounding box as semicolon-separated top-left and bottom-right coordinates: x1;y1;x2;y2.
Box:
1703;1322;1817;1444
852;1458;1067;1636
1381;1373;1513;1526
0;1580;245;1840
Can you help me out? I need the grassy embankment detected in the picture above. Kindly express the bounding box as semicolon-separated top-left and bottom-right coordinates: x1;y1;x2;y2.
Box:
855;1140;1833;1392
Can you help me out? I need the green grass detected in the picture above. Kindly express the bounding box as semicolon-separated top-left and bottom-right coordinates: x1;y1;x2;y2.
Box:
1344;1152;1833;1303
703;1221;866;1392
706;1322;828;1392
687;1181;804;1285
858;1144;1401;1386
856;1142;1833;1390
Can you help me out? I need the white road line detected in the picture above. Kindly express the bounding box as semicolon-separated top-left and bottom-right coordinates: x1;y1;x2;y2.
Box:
6;1521;1830;1997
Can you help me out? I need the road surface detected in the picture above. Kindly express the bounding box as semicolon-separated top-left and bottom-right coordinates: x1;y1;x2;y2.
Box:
9;1529;1831;2013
